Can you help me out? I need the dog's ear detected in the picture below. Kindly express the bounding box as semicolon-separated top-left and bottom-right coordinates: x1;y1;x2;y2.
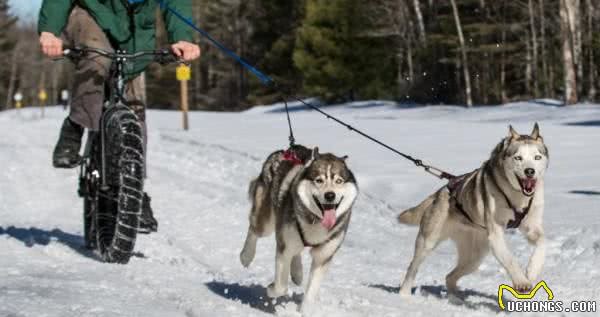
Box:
311;147;320;160
341;155;349;162
508;125;520;140
530;122;542;140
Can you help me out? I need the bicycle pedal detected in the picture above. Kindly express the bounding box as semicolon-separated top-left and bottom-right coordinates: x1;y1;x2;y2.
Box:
136;227;156;235
54;157;83;169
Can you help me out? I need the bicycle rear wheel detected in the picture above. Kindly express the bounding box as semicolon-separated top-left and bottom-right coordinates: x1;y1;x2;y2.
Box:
95;108;145;264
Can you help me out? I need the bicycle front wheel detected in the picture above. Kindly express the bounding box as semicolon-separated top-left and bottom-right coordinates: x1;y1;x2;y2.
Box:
96;108;145;264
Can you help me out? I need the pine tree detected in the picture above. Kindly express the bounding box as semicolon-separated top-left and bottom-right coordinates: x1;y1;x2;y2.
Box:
0;0;17;109
293;0;395;102
247;0;306;103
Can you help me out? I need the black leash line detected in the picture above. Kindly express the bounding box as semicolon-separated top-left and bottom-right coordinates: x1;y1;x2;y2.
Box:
156;0;454;181
280;92;454;180
282;98;296;146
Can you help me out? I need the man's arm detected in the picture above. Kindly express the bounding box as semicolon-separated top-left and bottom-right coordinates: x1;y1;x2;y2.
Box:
38;0;74;37
162;0;201;61
162;0;194;44
38;0;74;57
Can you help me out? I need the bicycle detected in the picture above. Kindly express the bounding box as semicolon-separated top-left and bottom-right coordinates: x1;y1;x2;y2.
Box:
63;47;179;264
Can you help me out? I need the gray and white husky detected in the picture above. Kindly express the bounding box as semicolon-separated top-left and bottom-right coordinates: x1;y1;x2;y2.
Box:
240;145;358;313
397;124;549;296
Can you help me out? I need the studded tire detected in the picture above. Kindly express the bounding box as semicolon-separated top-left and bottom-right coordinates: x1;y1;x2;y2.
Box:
95;108;144;264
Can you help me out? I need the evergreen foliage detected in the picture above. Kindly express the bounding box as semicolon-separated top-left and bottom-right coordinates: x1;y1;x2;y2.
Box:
0;0;17;107
293;0;395;102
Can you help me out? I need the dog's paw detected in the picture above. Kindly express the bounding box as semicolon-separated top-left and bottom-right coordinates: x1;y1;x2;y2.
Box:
266;283;287;298
512;278;532;293
399;285;412;297
445;277;459;295
526;266;543;283
448;292;466;305
239;248;255;268
526;272;538;283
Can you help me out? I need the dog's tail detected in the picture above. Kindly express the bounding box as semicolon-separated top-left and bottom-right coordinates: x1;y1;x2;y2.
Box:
397;195;435;226
248;177;260;201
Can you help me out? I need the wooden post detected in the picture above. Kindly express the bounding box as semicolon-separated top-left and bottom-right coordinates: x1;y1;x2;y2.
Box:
177;64;192;131
5;48;19;110
39;89;48;118
181;79;189;131
39;65;47;118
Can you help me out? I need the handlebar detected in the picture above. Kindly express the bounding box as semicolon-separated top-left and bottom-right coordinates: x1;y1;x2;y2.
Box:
63;46;182;65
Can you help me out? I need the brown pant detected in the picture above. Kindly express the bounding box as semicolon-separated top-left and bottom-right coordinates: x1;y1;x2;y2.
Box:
63;7;146;131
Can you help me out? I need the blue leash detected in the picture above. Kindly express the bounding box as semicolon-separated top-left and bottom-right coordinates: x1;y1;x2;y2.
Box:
154;0;453;180
156;0;273;85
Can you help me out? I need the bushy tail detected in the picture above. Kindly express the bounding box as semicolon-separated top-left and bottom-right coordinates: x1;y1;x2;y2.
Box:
397;195;435;226
248;178;260;201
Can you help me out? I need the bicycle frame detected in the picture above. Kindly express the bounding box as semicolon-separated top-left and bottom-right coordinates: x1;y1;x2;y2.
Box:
65;46;178;260
65;47;178;190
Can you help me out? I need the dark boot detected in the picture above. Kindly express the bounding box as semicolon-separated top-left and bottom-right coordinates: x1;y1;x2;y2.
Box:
53;118;84;168
139;193;158;233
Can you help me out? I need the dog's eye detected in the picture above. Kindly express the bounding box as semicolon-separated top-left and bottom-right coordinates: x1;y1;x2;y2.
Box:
314;178;324;185
534;155;542;160
514;156;523;161
335;178;344;185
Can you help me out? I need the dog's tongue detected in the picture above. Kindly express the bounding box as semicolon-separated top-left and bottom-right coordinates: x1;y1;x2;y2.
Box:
522;178;537;192
321;209;336;230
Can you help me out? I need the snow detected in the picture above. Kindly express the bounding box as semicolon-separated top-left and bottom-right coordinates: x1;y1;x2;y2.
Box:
1;101;599;316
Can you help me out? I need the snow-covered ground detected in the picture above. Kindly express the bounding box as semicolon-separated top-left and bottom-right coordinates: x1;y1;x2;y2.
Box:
1;101;599;317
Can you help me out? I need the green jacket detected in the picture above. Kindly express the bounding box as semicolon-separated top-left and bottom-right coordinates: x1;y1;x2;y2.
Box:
39;0;194;77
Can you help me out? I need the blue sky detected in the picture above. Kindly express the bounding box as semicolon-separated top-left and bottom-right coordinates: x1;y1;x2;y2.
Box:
9;0;42;21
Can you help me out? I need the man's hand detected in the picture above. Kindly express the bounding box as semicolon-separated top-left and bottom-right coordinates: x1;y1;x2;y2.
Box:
40;32;64;58
171;41;201;62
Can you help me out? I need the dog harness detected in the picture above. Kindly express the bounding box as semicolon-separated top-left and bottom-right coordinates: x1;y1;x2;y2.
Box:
447;173;533;229
295;220;319;248
295;212;349;248
282;149;303;166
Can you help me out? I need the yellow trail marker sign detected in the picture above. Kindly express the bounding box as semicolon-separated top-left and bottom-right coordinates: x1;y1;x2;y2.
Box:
39;89;48;102
176;64;191;82
14;92;23;109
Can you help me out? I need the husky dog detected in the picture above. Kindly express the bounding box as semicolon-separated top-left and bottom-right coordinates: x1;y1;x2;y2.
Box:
397;124;549;296
240;145;358;313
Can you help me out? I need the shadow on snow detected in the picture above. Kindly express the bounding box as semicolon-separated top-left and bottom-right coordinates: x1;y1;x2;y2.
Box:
368;283;502;312
0;226;97;260
569;190;600;196
0;226;147;261
564;120;600;127
205;281;302;314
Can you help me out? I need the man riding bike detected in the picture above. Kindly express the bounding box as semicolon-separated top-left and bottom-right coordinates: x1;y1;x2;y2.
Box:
39;0;201;232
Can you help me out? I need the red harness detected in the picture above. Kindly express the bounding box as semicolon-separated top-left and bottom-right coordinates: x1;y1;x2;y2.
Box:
282;149;303;166
283;148;314;247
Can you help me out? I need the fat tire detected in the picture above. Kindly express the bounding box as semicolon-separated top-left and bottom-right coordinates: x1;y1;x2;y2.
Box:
83;197;95;249
95;109;144;264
